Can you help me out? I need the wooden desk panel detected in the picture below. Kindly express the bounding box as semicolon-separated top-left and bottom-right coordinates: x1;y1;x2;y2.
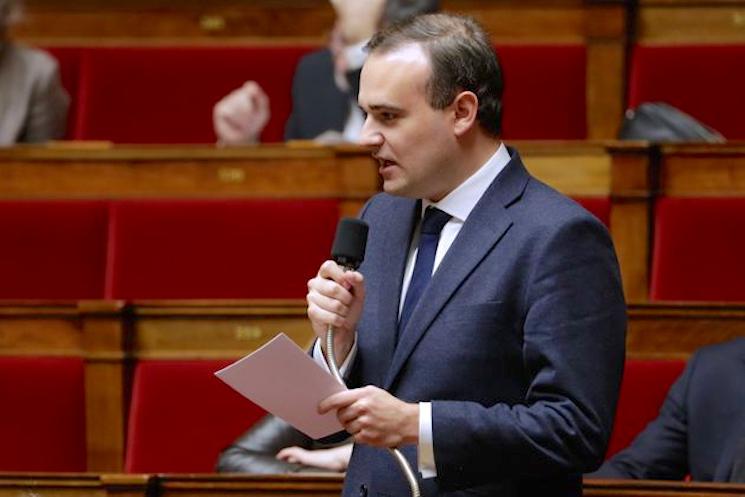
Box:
638;1;745;44
659;143;745;196
1;474;745;497
628;303;745;359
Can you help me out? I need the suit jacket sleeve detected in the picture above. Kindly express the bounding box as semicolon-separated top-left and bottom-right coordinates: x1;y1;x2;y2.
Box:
590;357;693;480
22;54;69;143
431;215;627;487
216;414;323;474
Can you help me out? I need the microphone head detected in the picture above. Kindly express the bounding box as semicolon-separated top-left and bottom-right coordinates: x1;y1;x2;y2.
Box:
331;218;369;270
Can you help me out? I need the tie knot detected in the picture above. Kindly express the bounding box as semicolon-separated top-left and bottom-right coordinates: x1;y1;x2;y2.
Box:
421;207;451;235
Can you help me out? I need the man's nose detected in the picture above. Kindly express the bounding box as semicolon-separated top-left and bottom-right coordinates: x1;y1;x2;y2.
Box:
358;116;383;148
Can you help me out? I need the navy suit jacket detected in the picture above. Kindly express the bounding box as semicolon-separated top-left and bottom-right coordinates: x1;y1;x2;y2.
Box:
341;148;627;497
592;338;745;482
284;49;358;141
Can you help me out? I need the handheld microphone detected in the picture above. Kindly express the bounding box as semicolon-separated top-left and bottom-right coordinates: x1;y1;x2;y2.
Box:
331;218;368;271
325;217;420;497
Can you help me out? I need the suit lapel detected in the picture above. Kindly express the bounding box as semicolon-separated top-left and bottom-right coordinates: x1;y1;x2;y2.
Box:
383;149;530;390
372;198;420;381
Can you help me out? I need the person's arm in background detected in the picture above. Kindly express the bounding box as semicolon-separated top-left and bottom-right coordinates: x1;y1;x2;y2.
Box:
22;51;69;143
588;358;694;480
216;414;351;473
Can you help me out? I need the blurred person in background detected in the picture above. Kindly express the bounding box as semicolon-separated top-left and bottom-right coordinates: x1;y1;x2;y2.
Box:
0;0;69;145
216;414;352;474
213;0;439;146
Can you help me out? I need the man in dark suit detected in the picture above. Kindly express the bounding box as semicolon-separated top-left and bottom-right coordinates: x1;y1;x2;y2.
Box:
307;13;627;497
213;0;439;145
590;338;745;483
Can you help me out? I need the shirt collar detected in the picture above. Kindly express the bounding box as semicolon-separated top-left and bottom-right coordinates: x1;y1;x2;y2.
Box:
423;142;510;222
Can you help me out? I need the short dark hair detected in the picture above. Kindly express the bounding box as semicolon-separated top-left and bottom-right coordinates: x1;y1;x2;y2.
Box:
368;13;503;136
381;0;440;26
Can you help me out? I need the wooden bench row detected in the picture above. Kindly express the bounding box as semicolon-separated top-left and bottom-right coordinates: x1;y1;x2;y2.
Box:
0;473;743;497
1;299;744;472
2;141;745;302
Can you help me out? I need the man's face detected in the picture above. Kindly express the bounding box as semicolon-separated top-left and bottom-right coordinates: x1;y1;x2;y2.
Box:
358;43;460;201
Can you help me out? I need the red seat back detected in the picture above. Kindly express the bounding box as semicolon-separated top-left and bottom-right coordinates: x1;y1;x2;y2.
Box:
573;197;611;227
75;46;315;143
498;45;586;139
0;200;109;299
628;45;745;139
0;357;87;471
650;197;745;301
106;199;338;299
607;358;686;457
124;359;265;473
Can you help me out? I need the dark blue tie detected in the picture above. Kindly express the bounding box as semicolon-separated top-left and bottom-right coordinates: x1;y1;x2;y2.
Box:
398;207;452;338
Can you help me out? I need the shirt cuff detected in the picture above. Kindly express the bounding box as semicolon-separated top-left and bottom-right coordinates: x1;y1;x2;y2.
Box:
418;401;437;478
312;334;358;380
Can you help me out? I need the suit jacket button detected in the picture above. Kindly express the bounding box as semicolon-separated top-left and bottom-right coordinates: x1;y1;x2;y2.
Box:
359;484;368;497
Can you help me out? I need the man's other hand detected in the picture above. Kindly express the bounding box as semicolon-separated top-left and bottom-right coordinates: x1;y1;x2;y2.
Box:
319;386;419;448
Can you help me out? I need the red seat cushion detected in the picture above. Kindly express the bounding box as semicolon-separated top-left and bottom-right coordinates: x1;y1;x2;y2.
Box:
606;358;686;458
0;357;87;471
573;197;610;227
497;45;586;139
650;197;745;302
125;359;265;473
106;199;338;299
628;45;745;139
75;46;316;143
0;200;109;299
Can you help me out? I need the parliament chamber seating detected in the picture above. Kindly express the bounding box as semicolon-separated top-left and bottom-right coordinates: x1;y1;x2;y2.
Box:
124;359;265;473
0;356;87;471
55;46;315;143
627;45;745;139
497;45;586;140
42;44;588;143
105;199;338;299
0;200;109;299
650;197;745;302
606;358;686;457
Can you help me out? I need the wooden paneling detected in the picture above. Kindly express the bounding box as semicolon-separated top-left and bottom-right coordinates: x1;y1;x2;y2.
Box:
1;474;745;497
638;1;745;43
628;303;745;359
584;478;745;496
659;143;745;196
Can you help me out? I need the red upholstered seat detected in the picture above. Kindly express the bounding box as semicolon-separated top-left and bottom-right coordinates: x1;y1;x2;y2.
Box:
0;200;108;299
497;45;586;139
650;197;745;302
0;357;87;471
573;197;611;227
74;46;315;143
628;45;745;139
43;46;84;140
106;199;338;299
606;358;686;458
124;359;265;473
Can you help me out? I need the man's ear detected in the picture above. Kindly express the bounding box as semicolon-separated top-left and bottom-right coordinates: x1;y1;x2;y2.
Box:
452;91;479;136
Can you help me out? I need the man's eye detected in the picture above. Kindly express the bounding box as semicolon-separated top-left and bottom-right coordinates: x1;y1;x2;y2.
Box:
380;112;396;122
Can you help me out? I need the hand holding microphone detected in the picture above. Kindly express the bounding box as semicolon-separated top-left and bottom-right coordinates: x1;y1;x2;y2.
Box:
306;218;368;369
309;218;421;497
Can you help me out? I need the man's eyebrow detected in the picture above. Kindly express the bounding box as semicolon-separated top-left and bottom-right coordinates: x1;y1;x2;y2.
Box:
366;104;403;113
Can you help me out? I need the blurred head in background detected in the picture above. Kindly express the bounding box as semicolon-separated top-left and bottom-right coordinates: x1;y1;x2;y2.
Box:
0;0;22;40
